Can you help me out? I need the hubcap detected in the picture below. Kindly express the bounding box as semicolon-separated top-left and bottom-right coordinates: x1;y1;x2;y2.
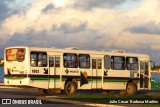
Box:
127;84;134;94
67;84;74;93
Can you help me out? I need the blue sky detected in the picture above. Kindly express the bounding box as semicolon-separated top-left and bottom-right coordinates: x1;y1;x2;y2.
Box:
119;0;142;10
0;0;160;64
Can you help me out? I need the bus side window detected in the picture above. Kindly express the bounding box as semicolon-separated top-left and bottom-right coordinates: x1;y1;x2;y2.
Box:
38;53;47;67
64;59;68;67
63;53;78;68
98;59;102;69
92;59;96;69
49;57;54;67
104;55;111;69
31;59;36;66
126;57;138;70
79;54;90;69
111;56;125;70
30;53;36;66
38;61;42;66
55;57;60;67
30;52;47;67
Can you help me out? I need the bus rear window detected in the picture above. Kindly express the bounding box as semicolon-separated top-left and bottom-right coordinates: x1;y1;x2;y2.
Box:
6;48;25;61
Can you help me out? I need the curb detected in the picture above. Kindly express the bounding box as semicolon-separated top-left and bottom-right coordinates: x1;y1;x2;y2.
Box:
0;86;22;89
0;85;22;89
0;83;4;85
0;83;26;89
38;97;124;107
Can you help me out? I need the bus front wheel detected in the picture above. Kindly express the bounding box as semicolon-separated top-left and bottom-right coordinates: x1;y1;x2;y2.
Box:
64;81;76;95
126;83;136;94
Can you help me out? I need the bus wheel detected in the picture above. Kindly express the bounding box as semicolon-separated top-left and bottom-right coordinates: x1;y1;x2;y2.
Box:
126;83;136;95
43;89;48;94
64;81;76;95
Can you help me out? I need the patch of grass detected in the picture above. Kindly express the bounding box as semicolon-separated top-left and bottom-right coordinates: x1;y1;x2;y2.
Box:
41;91;160;106
58;93;160;105
151;82;160;88
61;93;159;99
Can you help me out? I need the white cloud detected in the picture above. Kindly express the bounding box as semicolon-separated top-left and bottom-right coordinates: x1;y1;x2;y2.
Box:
1;0;160;63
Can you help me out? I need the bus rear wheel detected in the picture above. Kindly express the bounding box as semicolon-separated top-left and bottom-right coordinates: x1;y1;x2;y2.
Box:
64;81;76;95
126;83;136;95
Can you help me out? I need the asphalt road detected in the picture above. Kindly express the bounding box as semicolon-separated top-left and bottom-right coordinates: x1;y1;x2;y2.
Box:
0;87;86;107
0;85;159;107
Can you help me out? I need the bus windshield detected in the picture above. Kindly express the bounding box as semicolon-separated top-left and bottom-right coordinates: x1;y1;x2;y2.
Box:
6;48;25;61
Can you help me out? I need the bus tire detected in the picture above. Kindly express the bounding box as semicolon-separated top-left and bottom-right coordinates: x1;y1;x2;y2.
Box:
126;83;136;95
64;81;76;95
43;89;48;94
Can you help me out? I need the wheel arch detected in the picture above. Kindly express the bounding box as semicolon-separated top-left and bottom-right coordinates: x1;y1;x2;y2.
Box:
127;79;137;90
64;78;78;89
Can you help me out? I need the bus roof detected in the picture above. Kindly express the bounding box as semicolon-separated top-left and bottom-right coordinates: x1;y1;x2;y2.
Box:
5;46;150;58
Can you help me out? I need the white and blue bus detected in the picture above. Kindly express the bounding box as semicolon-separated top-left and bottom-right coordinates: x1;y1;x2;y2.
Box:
4;46;151;95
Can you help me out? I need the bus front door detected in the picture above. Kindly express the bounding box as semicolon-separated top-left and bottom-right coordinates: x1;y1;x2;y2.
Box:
48;56;61;89
91;58;102;89
140;61;150;90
